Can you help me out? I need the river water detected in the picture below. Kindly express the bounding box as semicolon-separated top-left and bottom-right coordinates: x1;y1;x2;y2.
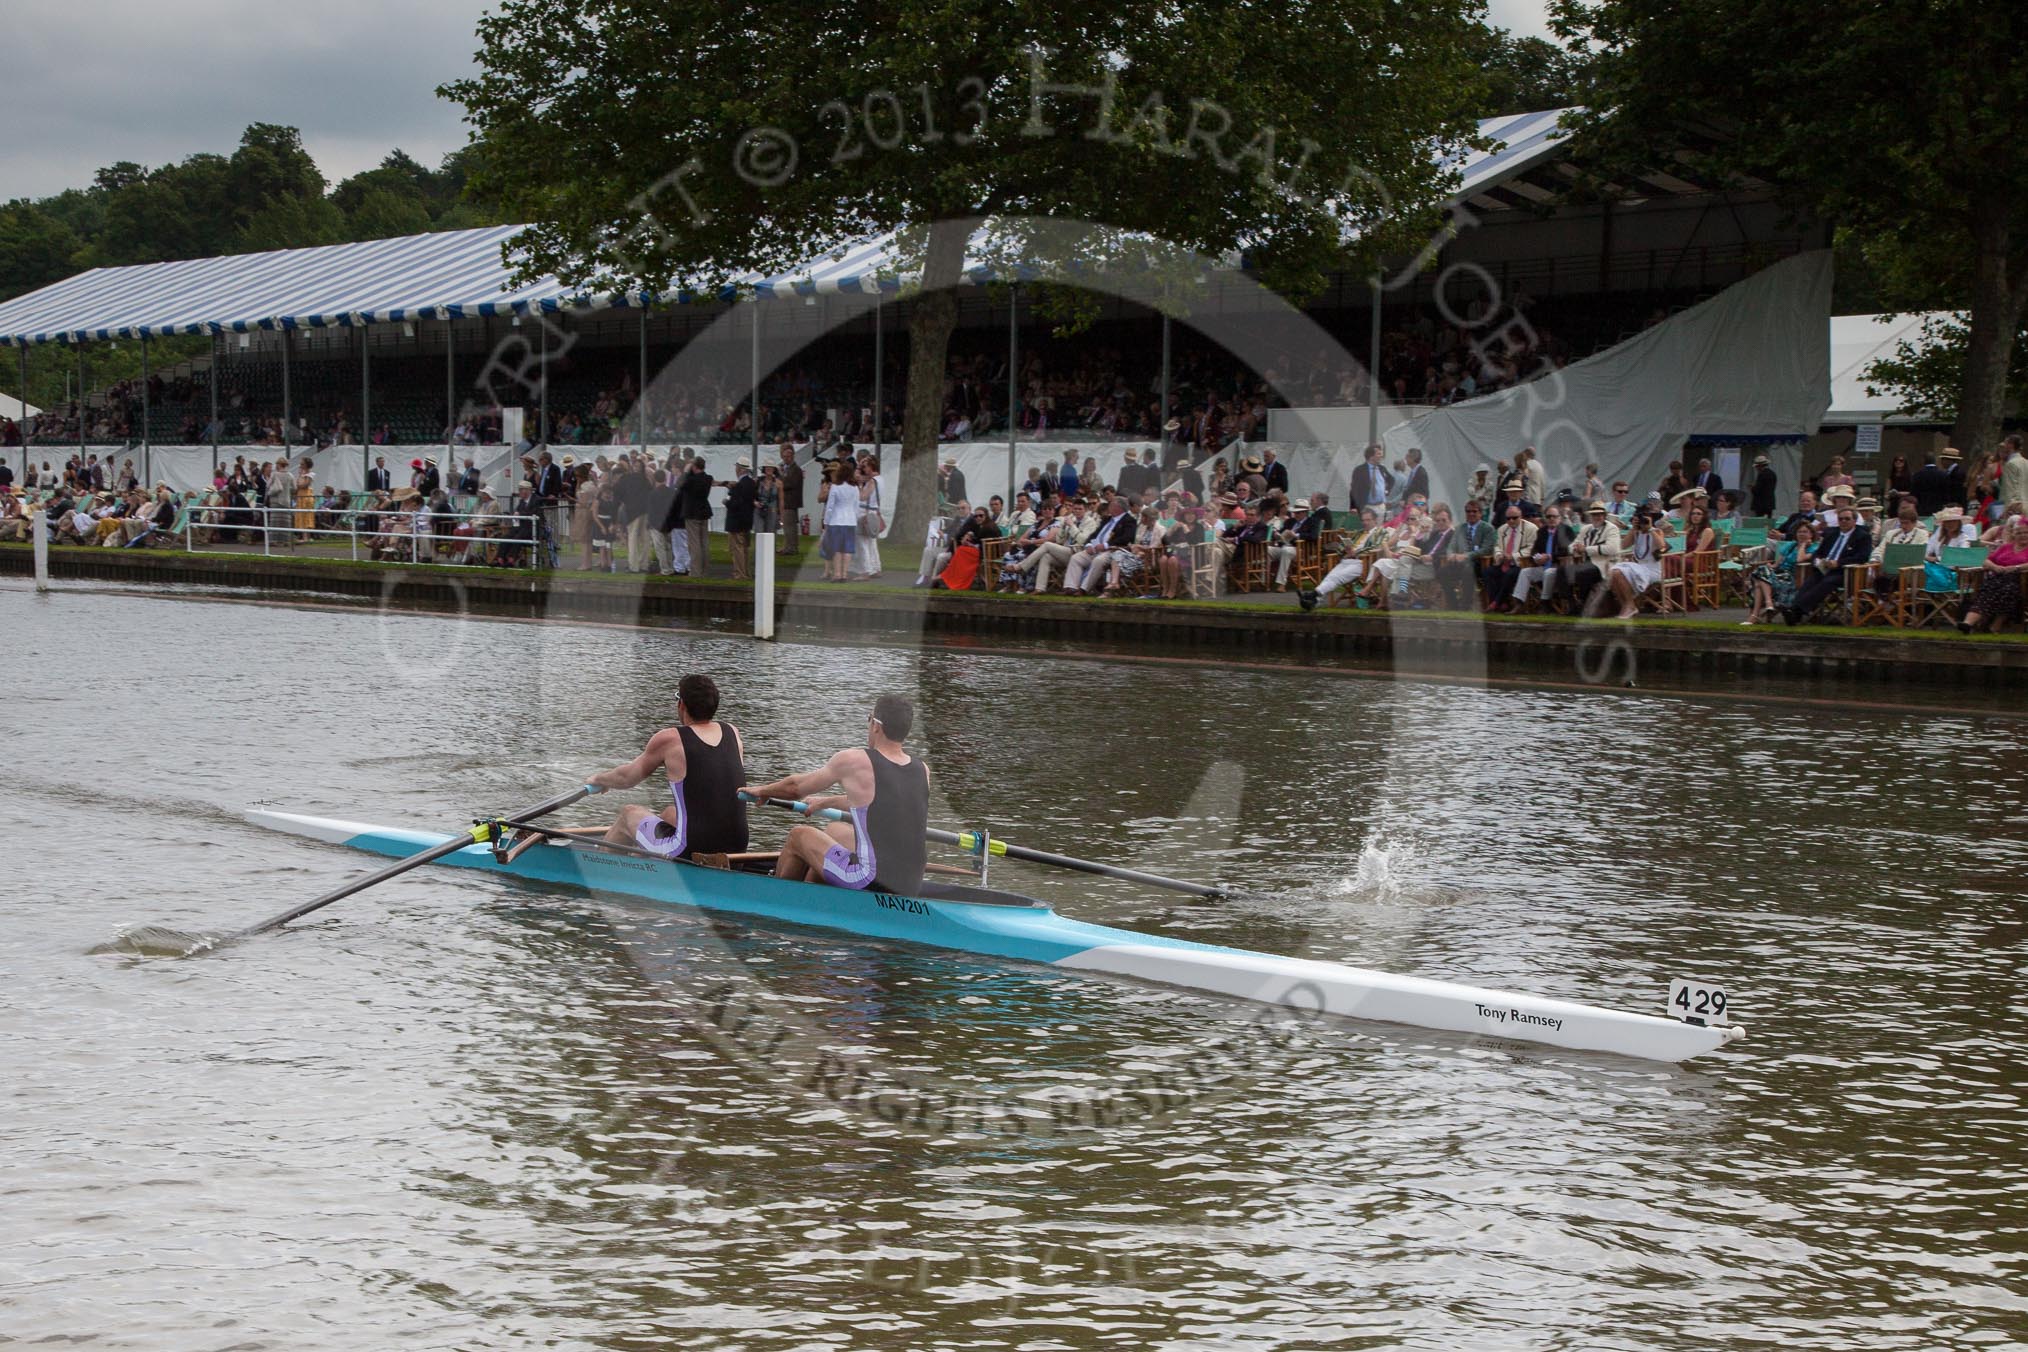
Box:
3;580;2024;1351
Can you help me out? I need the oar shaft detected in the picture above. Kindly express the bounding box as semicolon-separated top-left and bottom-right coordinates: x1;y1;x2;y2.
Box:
239;785;595;937
934;828;1225;899
750;796;1224;900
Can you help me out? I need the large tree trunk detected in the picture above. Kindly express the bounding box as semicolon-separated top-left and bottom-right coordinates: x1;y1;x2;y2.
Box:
1950;197;2024;461
890;216;972;549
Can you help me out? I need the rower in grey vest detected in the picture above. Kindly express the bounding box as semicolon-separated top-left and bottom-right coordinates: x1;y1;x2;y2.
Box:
745;694;931;894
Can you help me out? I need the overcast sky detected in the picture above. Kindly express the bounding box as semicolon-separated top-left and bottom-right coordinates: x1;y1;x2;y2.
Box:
1;0;1556;202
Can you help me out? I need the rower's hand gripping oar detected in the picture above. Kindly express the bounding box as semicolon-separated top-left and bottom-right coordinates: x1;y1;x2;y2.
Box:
235;784;601;939
741;793;1231;901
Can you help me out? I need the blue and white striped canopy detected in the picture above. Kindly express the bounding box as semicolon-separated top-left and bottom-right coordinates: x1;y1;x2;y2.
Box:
0;111;1572;347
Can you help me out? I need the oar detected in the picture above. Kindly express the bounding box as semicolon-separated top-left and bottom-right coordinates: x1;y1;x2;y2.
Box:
236;784;600;938
743;794;1230;900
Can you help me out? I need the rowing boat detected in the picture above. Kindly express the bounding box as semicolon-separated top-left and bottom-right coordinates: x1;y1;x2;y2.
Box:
246;809;1745;1063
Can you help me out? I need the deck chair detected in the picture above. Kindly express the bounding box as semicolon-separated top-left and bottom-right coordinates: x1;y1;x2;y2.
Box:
1857;539;1922;628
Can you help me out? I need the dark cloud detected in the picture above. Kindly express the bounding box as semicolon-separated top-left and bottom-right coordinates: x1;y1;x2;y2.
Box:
2;0;494;200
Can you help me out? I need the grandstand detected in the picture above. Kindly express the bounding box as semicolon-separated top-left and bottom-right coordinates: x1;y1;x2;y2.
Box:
0;108;1822;486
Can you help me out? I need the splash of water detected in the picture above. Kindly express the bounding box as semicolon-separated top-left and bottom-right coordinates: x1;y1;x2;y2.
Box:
86;925;230;959
1331;838;1422;904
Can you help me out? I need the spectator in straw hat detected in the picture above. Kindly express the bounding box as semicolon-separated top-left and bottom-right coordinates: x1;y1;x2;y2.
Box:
1940;446;1965;505
1750;453;1778;516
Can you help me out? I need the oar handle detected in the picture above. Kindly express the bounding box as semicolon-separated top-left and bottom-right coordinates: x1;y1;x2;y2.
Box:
741;792;847;822
238;784;597;938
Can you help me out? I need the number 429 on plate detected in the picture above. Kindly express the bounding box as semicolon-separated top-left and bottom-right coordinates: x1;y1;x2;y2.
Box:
1667;978;1732;1026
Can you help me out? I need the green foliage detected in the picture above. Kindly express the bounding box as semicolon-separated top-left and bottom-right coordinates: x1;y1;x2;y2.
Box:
0;127;504;311
1552;0;2028;453
1468;27;1592;117
444;0;1489;299
1863;313;2028;422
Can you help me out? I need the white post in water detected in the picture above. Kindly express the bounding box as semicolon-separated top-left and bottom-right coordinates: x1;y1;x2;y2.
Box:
32;509;48;591
754;531;776;640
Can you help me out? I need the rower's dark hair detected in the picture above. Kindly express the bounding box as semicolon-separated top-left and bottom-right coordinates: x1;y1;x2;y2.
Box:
871;694;913;740
678;674;720;721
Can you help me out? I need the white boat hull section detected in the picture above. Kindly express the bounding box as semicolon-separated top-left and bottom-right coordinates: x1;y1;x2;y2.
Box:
1058;943;1742;1063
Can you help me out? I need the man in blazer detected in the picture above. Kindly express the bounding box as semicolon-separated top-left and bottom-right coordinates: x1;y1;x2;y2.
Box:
1555;501;1624;612
1783;505;1872;624
1510;504;1573;609
1482;503;1539;611
1693;457;1724;499
1400;448;1429;505
1350;444;1392;514
1062;497;1136;592
723;459;760;580
366;456;392;493
776;442;805;553
1749;455;1778;516
1260;448;1291;496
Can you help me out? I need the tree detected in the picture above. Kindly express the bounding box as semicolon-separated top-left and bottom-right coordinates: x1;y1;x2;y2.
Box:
236;194;346;253
1469;27;1592;117
1552;0;2028;458
0;203;83;303
346;186;435;242
445;0;1486;542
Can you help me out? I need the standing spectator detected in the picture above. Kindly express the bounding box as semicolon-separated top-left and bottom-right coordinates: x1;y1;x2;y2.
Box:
1941;447;1967;505
1910;452;1950;515
611;458;651;572
1399;448;1429;505
678;456;716;579
818;459;860;582
367;456;392;493
777;443;804;554
1999;435;2028;512
758;464;782;536
1351;444;1392;514
1750;455;1778;517
644;468;677;575
850;458;885;579
724;459;759;580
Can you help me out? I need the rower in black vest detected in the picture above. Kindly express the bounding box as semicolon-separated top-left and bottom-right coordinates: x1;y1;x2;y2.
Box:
588;673;749;859
746;694;932;895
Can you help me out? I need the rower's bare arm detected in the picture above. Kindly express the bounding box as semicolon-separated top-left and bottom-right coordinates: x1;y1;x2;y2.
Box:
589;728;684;791
745;749;865;805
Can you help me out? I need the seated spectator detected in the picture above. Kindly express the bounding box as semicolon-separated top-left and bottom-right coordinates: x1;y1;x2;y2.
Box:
1606;510;1670;619
934;505;1000;590
1096;506;1162;597
1482;502;1538;611
1956;517;2028;633
915;502;969;587
1062;498;1137;593
1299;506;1389;610
996;504;1058;589
1558;501;1623;614
0;486;26;541
1509;504;1571;610
1012;499;1097;593
1781;504;1872;625
1744;520;1815;625
117;487;178;547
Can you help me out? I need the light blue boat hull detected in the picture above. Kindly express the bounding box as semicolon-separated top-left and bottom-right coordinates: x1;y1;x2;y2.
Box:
245;811;1744;1063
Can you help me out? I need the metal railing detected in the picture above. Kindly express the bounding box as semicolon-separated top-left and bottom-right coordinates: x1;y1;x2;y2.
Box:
176;503;549;569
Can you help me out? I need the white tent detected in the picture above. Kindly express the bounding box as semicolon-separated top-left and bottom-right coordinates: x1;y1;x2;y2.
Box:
1827;312;1943;425
0;393;37;419
1382;250;1833;508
